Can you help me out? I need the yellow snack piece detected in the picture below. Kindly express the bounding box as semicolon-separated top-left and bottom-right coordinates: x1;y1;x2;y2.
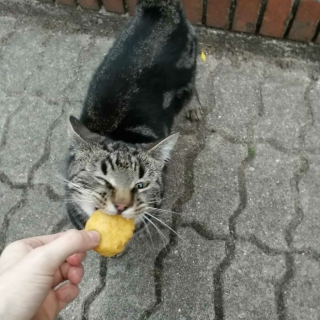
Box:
85;210;135;257
200;51;206;62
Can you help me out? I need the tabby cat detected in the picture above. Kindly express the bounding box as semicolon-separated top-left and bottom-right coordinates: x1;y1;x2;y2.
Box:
66;0;197;231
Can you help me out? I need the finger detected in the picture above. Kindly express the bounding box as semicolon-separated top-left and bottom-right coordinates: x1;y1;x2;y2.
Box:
68;264;84;285
55;283;80;314
53;262;84;287
28;230;100;271
67;252;86;266
19;232;65;249
0;233;65;272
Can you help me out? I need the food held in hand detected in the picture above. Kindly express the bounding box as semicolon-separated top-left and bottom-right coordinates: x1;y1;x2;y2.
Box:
85;210;135;257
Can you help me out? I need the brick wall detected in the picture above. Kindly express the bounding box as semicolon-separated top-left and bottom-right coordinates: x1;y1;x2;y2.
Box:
46;0;320;44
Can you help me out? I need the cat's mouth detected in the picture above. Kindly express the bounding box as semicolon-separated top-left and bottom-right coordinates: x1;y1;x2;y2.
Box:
97;206;147;220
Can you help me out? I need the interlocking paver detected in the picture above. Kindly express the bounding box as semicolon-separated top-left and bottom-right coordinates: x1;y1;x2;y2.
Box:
183;134;247;235
207;60;264;140
149;228;225;320
255;66;310;150
237;144;296;250
224;242;286;320
0;96;62;184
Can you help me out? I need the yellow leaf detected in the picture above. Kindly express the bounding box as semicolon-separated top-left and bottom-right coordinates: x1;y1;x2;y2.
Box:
201;51;206;62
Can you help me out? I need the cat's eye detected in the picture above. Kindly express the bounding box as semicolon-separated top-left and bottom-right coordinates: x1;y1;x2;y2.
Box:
136;182;149;190
95;177;113;189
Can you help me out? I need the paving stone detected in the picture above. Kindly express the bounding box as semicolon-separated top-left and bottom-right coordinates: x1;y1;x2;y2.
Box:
149;227;225;320
286;255;320;320
0;96;62;184
61;251;100;320
293;154;320;251
87;230;169;320
71;37;114;103
33;101;81;196
0;24;48;93
27;33;91;100
237;144;296;250
224;242;286;320
255;67;309;150
183;134;247;235
207;60;264;140
305;79;320;151
5;186;65;244
0;16;16;42
0;181;23;229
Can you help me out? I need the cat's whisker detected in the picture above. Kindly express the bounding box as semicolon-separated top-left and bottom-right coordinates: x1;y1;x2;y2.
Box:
143;215;167;247
57;176;98;197
145;197;167;205
146;207;183;216
141;217;154;248
145;212;185;241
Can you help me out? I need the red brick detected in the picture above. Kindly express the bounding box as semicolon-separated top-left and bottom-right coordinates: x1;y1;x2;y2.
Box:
233;0;262;33
57;0;76;6
260;0;293;38
289;0;320;42
182;0;203;25
103;0;125;13
206;0;231;29
127;0;138;16
78;0;100;10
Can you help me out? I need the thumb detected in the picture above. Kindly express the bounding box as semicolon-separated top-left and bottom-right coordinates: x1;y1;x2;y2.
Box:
28;230;100;271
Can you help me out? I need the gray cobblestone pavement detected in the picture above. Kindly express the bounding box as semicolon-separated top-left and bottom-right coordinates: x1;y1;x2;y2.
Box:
1;2;320;319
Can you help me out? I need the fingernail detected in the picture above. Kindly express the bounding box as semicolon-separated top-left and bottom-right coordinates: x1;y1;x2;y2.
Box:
87;231;100;243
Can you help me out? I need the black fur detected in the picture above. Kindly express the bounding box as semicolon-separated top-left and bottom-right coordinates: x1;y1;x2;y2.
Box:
80;0;197;144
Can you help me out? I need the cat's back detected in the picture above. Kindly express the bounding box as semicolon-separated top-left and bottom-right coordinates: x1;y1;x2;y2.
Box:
82;0;196;142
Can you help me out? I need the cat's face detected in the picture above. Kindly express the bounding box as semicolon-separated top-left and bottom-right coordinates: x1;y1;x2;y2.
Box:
67;117;178;224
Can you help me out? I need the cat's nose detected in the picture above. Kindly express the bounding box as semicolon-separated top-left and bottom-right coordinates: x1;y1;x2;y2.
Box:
116;204;128;214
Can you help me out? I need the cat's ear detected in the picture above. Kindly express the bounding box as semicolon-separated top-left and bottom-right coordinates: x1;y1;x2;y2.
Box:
148;133;179;163
68;116;101;146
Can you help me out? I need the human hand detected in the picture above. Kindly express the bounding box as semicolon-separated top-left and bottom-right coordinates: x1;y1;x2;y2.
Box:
0;229;100;320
